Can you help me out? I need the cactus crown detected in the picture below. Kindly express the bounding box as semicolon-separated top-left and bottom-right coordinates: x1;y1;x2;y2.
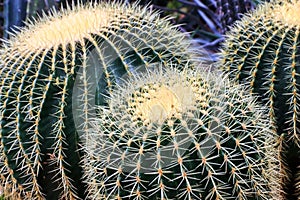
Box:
129;85;183;124
272;0;300;26
83;64;280;199
7;2;145;50
122;67;202;124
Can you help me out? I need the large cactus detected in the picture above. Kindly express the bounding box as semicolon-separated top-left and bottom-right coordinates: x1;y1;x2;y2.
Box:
83;65;280;199
0;1;200;199
220;0;300;199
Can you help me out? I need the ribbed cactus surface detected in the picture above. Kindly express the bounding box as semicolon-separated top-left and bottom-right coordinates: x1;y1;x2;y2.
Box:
0;2;198;199
83;65;280;200
220;0;300;199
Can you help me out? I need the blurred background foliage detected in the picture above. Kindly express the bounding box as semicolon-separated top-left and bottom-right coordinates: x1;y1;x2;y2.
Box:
0;0;262;60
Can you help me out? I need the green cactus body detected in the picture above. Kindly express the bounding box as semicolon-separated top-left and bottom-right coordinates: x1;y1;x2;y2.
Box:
0;2;199;199
83;66;280;199
220;0;300;198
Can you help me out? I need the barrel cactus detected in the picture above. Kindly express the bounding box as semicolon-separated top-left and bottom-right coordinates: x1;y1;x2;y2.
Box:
0;1;200;199
220;0;300;198
83;65;280;199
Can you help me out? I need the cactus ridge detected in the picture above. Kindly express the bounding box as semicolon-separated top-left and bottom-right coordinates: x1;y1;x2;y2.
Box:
0;1;200;199
83;65;280;200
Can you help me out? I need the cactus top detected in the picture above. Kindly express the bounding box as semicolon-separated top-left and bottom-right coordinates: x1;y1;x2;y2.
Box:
129;85;183;124
238;0;300;27
19;7;115;49
271;0;300;26
5;2;166;51
127;73;202;124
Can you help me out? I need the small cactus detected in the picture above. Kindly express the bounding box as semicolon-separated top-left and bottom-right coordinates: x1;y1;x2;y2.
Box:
83;65;280;199
220;0;300;198
0;1;199;199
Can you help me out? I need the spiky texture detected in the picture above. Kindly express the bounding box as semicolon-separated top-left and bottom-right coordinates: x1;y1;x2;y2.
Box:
83;65;280;200
220;0;300;199
0;2;199;199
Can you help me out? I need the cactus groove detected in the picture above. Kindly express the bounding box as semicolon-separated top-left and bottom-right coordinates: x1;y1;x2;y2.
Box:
83;65;280;199
0;2;199;199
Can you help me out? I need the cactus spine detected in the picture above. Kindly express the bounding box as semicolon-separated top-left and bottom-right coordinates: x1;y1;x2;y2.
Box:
220;0;300;199
83;65;280;199
0;2;198;199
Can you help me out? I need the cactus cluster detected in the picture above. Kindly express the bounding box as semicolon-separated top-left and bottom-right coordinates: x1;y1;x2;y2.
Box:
220;0;300;199
83;65;280;199
0;0;293;199
0;1;199;199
